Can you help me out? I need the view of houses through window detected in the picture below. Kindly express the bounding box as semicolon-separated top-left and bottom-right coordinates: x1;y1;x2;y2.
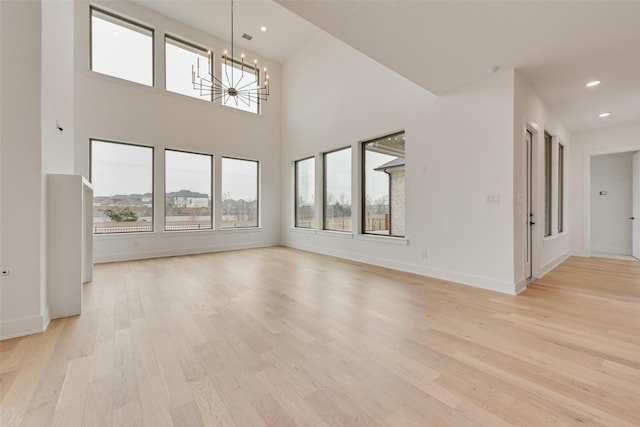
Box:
221;157;259;228
363;132;406;237
165;150;212;231
91;140;154;233
295;157;315;228
324;148;351;231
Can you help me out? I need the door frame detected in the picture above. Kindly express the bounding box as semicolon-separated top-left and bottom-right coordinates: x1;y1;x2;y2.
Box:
633;152;640;259
582;145;640;257
522;121;541;284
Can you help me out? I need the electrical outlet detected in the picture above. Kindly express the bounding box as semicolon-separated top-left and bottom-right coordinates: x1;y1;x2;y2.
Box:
422;251;428;260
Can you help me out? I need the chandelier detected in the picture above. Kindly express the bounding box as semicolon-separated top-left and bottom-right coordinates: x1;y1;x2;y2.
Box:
191;0;270;108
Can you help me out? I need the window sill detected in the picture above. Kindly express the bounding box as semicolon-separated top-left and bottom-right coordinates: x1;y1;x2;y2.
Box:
220;227;262;233
291;227;317;234
356;234;409;246
318;230;353;239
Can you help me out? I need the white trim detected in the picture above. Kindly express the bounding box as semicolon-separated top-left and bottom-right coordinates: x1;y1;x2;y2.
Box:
538;253;570;279
355;234;409;246
94;240;278;263
515;279;528;295
317;230;354;239
285;241;515;295
1;313;49;340
291;227;317;234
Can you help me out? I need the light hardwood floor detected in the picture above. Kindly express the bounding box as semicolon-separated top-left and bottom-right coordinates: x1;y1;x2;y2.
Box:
1;247;639;426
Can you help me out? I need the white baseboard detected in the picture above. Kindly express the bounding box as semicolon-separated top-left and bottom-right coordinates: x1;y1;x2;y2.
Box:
538;253;571;279
515;279;528;294
284;240;517;295
94;240;280;263
1;313;49;340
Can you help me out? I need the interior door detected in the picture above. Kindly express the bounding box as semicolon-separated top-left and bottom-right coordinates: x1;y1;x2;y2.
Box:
525;130;533;279
633;152;640;259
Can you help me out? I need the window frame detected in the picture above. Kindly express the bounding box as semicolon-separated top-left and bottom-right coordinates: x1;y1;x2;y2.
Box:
544;131;553;237
164;148;214;232
361;131;406;238
220;156;260;229
323;147;352;232
89;138;155;234
294;156;316;229
90;6;155;87
164;34;213;102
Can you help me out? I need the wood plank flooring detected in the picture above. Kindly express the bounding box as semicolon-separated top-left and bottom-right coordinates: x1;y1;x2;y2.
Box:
1;247;639;426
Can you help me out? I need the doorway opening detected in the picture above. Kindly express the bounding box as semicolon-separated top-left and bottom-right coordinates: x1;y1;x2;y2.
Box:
589;150;640;261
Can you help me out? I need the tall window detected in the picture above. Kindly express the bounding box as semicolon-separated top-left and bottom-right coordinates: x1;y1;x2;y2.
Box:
165;36;211;100
165;150;212;231
221;157;259;228
362;132;405;237
221;61;259;114
544;132;552;237
91;8;153;86
324;148;351;231
91;140;153;233
558;143;565;233
294;157;315;228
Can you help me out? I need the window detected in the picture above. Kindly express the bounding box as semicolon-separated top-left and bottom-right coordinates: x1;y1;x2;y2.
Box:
90;8;153;86
165;150;212;231
362;132;405;237
324;148;351;231
166;36;211;100
294;157;315;228
221;157;259;228
91;140;153;233
544;132;552;237
221;60;259;114
558;143;565;233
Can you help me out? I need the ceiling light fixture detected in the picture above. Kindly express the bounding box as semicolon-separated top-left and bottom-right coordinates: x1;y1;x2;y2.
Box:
598;112;611;118
586;80;601;87
191;0;269;108
260;26;267;32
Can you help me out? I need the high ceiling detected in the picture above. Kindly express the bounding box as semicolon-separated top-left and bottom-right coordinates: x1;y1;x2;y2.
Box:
135;0;640;132
133;0;317;63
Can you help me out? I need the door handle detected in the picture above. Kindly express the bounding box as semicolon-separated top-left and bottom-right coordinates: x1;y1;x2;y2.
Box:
631;217;635;220
530;221;536;225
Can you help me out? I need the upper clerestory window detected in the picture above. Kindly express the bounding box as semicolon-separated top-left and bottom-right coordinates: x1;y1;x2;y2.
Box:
90;8;154;86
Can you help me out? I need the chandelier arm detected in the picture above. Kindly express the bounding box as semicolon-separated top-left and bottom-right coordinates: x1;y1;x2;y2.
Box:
235;80;258;91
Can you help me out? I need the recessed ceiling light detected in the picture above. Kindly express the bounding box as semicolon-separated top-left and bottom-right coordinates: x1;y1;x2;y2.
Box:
586;80;601;87
598;112;611;118
260;26;267;32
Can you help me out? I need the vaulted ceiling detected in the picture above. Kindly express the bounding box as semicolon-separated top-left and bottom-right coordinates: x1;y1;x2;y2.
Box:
135;0;640;132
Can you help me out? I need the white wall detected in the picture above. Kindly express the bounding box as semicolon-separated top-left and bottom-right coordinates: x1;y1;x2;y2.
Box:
0;1;46;339
41;0;76;334
571;121;640;256
73;1;282;262
513;72;571;289
590;152;634;255
281;32;517;294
